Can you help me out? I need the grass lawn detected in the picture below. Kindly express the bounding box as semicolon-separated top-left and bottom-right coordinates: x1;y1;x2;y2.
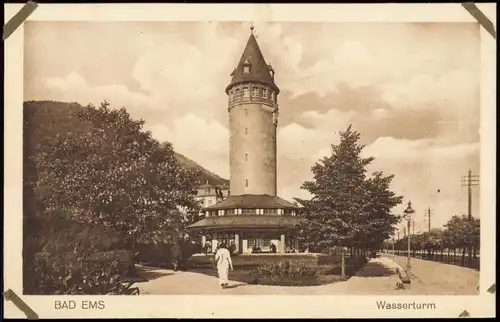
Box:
185;255;366;287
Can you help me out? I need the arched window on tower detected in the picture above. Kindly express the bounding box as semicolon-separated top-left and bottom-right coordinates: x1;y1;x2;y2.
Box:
245;108;248;116
245;179;248;187
262;88;268;98
235;88;241;99
245;153;248;161
243;87;250;97
245;127;248;135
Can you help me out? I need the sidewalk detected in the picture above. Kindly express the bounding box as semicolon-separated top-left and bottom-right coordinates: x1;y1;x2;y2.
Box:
386;254;479;295
137;257;406;295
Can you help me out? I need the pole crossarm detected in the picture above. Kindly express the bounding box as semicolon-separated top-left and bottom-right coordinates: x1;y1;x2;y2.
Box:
461;170;480;187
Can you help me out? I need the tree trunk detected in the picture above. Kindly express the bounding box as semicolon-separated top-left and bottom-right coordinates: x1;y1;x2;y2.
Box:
461;248;466;266
341;247;346;276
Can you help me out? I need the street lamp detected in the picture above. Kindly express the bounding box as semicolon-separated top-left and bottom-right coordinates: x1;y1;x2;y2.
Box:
403;201;416;280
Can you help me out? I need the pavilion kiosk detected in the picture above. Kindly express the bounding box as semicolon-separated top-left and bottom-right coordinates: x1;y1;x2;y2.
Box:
188;194;302;254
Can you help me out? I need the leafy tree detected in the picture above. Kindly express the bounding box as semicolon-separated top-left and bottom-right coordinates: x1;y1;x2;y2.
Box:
34;101;201;248
295;125;403;252
362;171;402;249
410;233;424;253
468;217;480;258
443;214;480;262
425;229;445;256
443;215;469;250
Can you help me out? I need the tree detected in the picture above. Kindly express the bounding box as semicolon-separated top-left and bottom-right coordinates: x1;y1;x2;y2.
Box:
468;217;480;259
35;101;201;247
295;125;403;253
362;171;402;249
443;215;480;265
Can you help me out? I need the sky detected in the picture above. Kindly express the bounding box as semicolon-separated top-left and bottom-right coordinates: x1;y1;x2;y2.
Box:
24;21;481;233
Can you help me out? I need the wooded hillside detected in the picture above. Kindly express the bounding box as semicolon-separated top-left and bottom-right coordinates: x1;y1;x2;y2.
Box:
23;100;229;188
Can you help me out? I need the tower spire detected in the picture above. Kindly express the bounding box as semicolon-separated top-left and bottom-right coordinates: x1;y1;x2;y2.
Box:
225;27;279;94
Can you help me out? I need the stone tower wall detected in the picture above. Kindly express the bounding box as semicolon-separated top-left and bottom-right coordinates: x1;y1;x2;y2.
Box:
228;83;278;196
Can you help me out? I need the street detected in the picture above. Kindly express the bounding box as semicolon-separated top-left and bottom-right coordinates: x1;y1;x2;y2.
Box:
387;254;479;295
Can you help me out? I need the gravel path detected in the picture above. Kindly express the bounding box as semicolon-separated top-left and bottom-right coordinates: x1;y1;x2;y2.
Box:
386;254;479;295
137;257;408;295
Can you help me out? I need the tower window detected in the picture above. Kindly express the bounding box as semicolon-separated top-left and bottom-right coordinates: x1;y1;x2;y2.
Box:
245;109;248;116
245;153;248;161
243;87;249;97
243;59;251;74
245;127;248;135
252;87;259;97
235;88;241;99
262;88;267;98
245;179;248;187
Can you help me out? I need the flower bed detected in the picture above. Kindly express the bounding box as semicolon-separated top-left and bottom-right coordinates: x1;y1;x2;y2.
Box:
189;256;367;287
189;253;337;269
250;260;318;286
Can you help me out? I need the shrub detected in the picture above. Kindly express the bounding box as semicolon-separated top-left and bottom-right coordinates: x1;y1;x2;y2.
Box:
88;249;136;277
23;212;134;295
135;241;195;267
29;249;124;295
253;261;317;284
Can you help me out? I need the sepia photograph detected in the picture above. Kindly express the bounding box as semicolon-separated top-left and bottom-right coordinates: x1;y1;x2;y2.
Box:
4;3;496;319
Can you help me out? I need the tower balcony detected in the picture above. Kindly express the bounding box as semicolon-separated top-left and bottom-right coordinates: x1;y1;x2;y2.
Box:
227;83;277;111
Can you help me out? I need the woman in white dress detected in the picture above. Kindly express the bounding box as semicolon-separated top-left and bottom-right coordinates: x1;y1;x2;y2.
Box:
214;242;233;289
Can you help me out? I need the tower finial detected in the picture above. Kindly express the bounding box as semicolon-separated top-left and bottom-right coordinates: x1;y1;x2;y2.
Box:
250;22;254;34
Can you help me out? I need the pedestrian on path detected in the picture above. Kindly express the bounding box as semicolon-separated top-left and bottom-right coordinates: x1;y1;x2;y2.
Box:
203;241;212;255
171;241;182;272
215;242;233;289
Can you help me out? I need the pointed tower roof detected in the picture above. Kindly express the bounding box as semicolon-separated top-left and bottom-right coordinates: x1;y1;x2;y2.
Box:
226;31;279;94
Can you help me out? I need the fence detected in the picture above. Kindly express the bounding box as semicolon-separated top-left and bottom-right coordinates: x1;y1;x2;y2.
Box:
386;249;479;270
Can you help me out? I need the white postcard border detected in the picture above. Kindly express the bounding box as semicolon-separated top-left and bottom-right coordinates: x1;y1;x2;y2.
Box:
3;3;496;318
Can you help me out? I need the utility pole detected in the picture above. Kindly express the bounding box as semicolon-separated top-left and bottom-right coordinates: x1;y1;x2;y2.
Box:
461;169;479;220
426;207;432;232
461;169;480;262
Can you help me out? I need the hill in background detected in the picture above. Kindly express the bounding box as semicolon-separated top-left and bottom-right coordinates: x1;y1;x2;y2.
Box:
23;100;229;188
